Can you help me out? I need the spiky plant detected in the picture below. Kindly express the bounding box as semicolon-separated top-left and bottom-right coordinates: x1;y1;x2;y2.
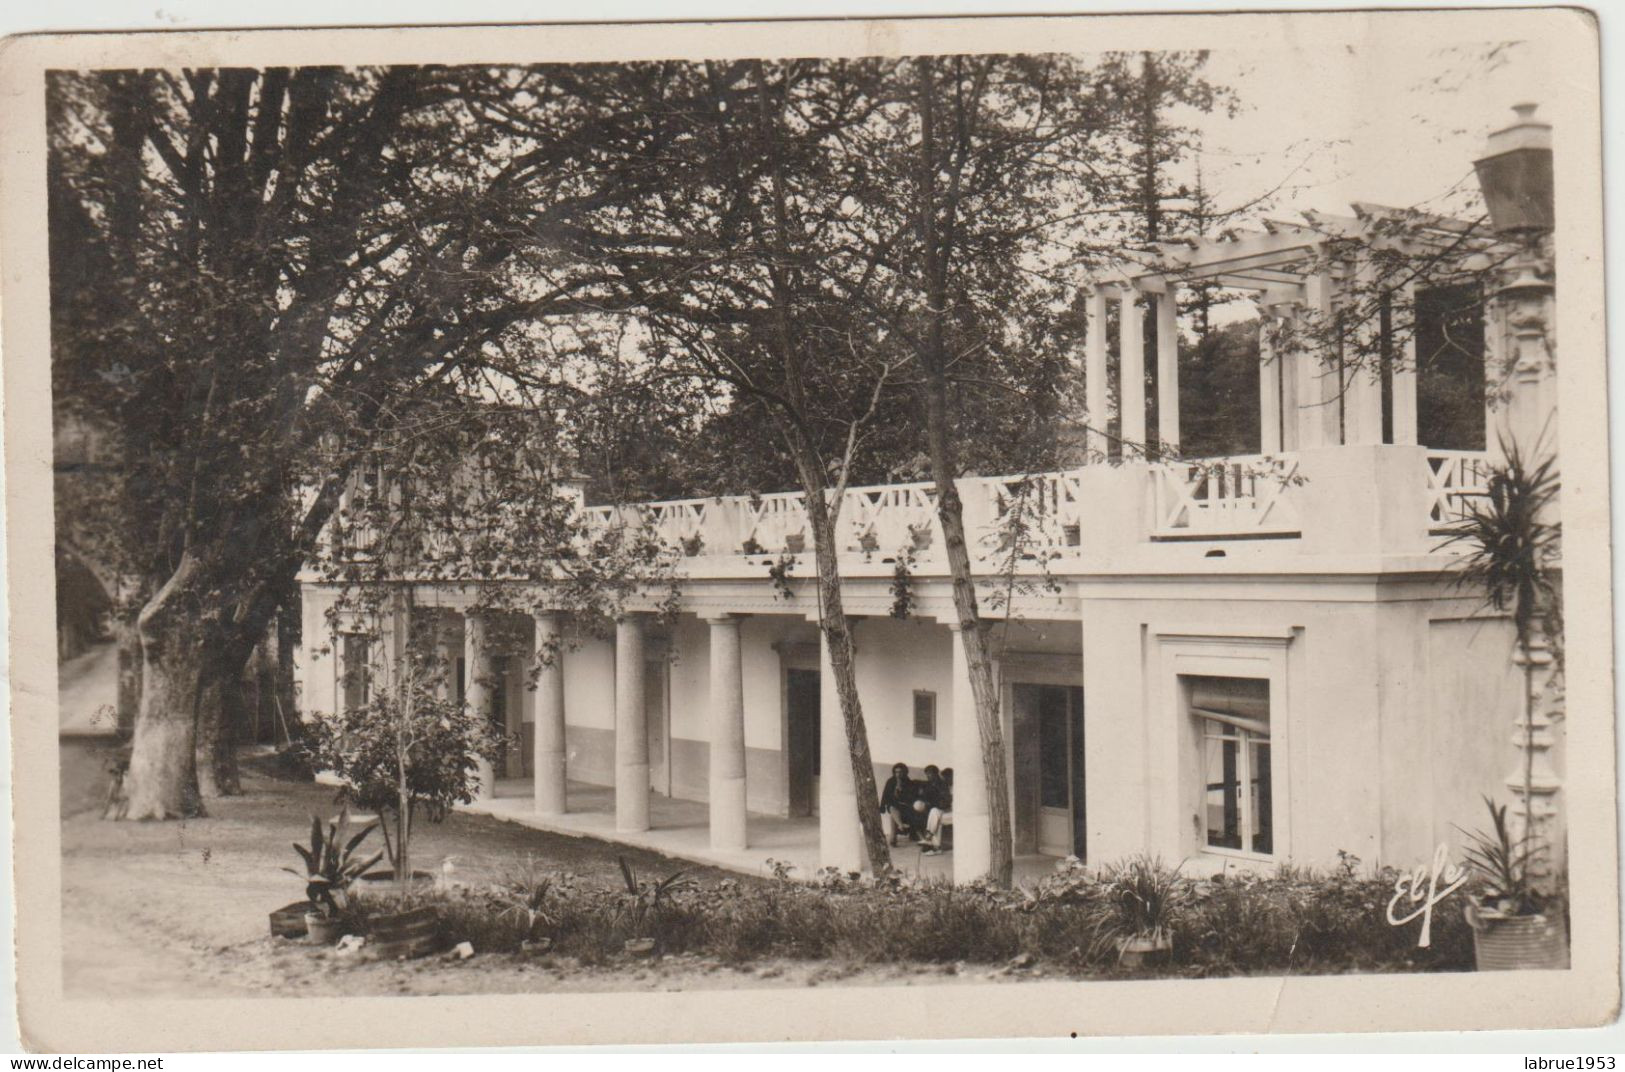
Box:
1459;796;1547;916
1443;437;1561;900
1443;439;1560;643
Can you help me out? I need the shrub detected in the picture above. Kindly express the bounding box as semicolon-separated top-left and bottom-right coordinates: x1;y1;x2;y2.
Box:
303;652;505;889
331;853;1474;976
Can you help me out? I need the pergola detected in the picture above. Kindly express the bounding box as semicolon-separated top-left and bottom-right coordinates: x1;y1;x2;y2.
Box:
1080;204;1498;460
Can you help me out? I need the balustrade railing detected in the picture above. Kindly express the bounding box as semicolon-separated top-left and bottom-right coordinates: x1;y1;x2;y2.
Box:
1425;449;1491;533
373;447;1492;574
582;469;1088;563
1151;453;1302;538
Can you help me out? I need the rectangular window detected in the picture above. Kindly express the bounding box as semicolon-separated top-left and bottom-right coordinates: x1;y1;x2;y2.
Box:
340;634;371;712
1188;675;1273;856
912;690;937;740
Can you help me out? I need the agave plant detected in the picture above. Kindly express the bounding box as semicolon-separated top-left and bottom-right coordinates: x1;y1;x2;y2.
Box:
1459;796;1547;917
284;808;383;919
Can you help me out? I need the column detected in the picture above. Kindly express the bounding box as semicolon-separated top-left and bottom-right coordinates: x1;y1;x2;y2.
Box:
614;614;650;832
1084;288;1109;459
950;623;991;884
1275;305;1301;451
818;624;864;873
1298;271;1336;448
1259;310;1283;455
1118;289;1146;455
1343;252;1385;445
705;614;748;851
1391;282;1420;446
503;654;525;779
463;611;495;802
1155;290;1180;455
532;609;567;816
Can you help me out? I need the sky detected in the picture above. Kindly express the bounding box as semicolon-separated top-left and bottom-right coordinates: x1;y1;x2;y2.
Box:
1186;39;1550;228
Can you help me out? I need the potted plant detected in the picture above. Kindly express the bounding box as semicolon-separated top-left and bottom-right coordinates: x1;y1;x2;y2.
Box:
501;861;563;955
284;808;382;945
1446;442;1568;970
615;856;693;956
1460;797;1569;970
1104;855;1182;967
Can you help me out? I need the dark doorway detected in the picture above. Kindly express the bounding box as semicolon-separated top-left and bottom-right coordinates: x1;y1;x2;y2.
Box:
1012;683;1086;859
786;668;821;817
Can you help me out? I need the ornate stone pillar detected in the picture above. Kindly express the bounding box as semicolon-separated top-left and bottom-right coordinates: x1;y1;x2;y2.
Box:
705;614;749;851
532;609;567;816
1507;634;1564;884
614;614;650;832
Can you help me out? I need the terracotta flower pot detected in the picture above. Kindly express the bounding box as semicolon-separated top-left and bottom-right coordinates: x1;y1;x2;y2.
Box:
1116;932;1173;968
1465;903;1570;970
367;904;442;961
304;912;345;945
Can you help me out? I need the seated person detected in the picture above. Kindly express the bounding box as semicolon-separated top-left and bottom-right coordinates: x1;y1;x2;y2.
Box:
922;766;953;854
879;762;924;846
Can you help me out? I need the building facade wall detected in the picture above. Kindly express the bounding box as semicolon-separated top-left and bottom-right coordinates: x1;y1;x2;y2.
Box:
292;572;1519;878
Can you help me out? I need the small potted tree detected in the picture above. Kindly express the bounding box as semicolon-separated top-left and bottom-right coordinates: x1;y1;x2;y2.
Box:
306;650;504;958
306;651;505;893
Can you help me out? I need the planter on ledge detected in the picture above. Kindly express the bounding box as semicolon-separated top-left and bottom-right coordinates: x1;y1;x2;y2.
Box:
1465;903;1570;970
270;901;314;939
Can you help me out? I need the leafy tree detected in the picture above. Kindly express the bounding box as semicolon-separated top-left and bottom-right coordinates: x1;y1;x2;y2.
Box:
48;64;693;818
817;52;1225;885
303;650;503;890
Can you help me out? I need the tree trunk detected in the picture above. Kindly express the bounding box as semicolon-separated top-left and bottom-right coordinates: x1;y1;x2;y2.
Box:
112;606;142;740
788;444;892;874
920;371;1017;888
195;647;245;799
121;554;207;820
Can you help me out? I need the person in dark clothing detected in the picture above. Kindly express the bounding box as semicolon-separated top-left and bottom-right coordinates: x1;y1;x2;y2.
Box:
922;766;954;854
879;762;922;845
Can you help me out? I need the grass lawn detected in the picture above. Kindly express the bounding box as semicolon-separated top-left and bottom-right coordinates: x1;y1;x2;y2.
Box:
59;741;1009;997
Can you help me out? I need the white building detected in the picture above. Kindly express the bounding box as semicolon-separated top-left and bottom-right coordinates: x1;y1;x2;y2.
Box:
296;203;1560;885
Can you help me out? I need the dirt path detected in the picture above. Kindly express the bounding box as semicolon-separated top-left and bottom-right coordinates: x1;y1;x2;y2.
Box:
61;759;1029;999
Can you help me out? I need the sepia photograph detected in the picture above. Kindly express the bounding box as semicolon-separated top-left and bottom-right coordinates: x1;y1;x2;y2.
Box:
2;4;1616;1052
